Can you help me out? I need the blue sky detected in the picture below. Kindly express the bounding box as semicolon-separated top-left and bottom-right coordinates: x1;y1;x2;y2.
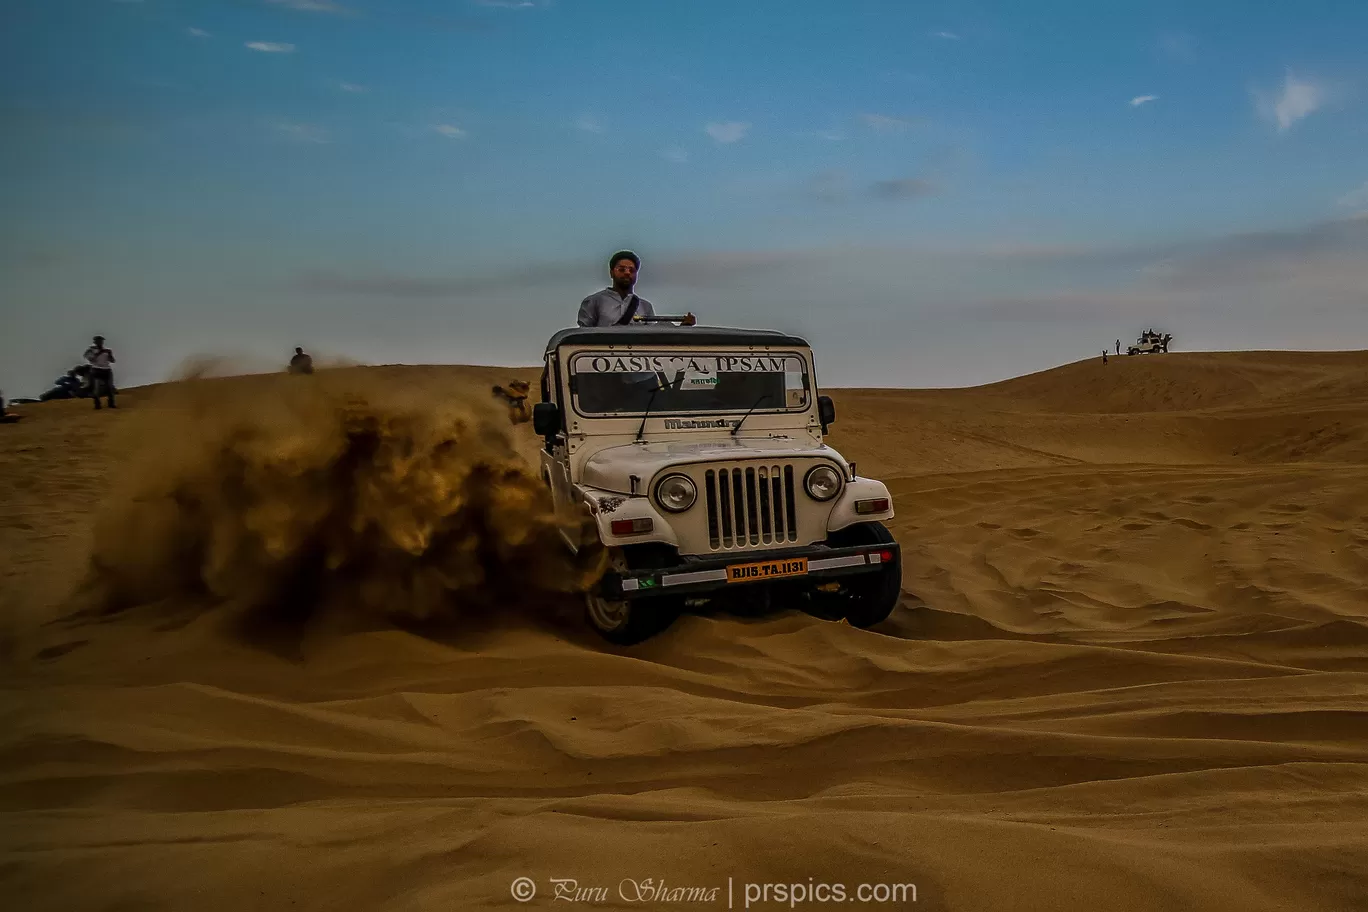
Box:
2;0;1367;395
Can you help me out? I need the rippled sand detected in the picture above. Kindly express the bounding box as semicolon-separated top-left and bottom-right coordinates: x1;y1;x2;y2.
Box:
3;352;1367;911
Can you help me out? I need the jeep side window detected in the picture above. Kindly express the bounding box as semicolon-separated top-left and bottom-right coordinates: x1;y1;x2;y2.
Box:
785;369;809;408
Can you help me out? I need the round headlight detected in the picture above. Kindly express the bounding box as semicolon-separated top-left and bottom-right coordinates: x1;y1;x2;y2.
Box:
654;474;697;513
804;464;842;501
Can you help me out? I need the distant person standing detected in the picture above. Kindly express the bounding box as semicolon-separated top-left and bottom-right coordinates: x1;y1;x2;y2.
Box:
83;335;116;409
289;346;314;375
1115;339;1121;355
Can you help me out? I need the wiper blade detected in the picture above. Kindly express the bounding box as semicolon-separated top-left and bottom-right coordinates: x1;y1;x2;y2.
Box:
636;382;664;441
731;393;771;436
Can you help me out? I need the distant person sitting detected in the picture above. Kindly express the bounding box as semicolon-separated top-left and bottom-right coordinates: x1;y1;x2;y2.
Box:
83;335;117;410
41;369;82;401
288;347;314;375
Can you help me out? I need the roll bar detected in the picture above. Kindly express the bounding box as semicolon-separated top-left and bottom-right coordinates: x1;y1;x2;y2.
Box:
631;312;698;326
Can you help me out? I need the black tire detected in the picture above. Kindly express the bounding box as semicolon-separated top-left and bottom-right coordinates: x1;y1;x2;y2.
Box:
818;521;902;628
584;543;683;645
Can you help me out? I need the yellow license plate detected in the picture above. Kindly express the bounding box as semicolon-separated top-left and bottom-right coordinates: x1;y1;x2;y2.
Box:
726;557;809;583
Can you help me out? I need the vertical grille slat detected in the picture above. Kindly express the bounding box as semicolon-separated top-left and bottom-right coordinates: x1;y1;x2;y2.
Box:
771;470;785;541
731;469;746;545
784;465;798;542
705;470;720;549
757;467;772;542
703;462;801;551
718;469;733;545
744;468;760;545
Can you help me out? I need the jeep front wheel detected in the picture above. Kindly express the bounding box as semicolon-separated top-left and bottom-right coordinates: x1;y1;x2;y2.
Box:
584;545;682;645
822;521;903;628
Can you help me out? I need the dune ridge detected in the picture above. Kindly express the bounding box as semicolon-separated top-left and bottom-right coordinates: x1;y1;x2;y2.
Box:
2;351;1367;911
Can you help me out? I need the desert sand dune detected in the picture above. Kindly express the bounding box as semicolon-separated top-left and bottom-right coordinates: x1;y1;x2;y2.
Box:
3;351;1367;911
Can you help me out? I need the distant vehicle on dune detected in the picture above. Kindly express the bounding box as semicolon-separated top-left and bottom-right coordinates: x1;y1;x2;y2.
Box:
1127;329;1173;355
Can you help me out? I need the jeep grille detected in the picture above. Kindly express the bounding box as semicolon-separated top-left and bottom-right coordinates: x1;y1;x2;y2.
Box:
704;465;799;550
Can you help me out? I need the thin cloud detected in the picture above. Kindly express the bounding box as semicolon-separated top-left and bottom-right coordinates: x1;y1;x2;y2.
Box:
859;113;915;133
289;271;466;298
274;121;329;143
1143;213;1368;292
931;30;960;40
338;82;366;93
814;128;846;141
187;27;211;38
801;172;935;204
1130;95;1159;107
433;124;468;139
969;215;1368;323
287;251;802;299
1338;181;1368;211
265;0;354;13
473;0;543;7
246;41;296;53
661;145;689;163
971;291;1180;324
282;215;1368;322
808;170;850;203
1158;31;1196;61
1254;69;1328;132
705;121;750;144
575;115;604;134
870;177;937;200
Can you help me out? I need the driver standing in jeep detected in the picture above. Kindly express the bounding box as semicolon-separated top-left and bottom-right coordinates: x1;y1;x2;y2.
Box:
577;250;657;327
550;250;696;403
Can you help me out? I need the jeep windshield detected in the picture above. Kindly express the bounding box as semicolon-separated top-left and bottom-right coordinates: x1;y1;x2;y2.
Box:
569;351;811;417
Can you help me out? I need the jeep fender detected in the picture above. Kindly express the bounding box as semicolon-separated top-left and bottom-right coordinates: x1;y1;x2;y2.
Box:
826;476;895;533
577;485;680;549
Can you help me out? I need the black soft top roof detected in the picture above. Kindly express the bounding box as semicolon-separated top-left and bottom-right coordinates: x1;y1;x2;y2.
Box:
544;325;810;355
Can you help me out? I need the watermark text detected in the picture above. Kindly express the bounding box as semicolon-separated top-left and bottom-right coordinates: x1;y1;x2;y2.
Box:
509;875;917;906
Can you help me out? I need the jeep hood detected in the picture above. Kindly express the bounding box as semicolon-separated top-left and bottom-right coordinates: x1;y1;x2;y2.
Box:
581;437;848;494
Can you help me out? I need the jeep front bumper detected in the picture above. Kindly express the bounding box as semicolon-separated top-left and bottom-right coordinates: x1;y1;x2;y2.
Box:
600;542;899;601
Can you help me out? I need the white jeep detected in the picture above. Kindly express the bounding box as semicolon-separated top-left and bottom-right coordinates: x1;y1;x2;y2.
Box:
533;323;901;644
1127;329;1173;355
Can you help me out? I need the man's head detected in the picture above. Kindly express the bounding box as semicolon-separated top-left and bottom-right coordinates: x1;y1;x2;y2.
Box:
295;347;303;355
93;335;104;345
609;250;640;292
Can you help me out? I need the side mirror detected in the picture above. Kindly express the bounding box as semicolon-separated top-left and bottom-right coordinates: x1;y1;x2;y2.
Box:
533;402;560;438
818;395;836;432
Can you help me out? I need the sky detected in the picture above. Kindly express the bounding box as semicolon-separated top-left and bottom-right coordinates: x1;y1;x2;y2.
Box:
2;0;1367;397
